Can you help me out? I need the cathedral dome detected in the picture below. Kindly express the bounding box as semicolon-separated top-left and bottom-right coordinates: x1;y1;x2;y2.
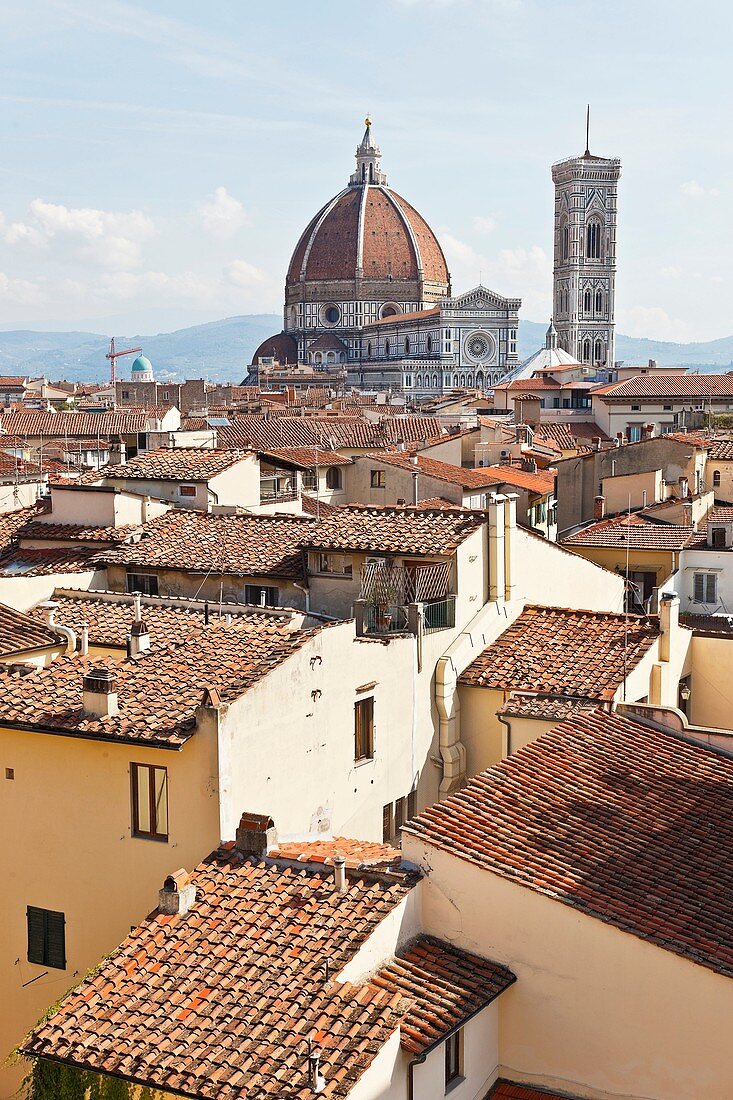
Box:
285;119;450;302
130;354;154;381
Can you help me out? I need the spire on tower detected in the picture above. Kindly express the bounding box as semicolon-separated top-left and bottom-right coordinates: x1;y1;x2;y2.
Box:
584;104;591;157
349;116;388;187
546;319;559;350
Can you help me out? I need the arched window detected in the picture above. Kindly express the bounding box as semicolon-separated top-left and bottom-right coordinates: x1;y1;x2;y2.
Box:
594;339;603;364
453;374;459;386
476;370;484;389
584;289;592;313
432;374;438;388
460;373;466;386
405;337;410;355
713;470;721;487
367;341;372;358
327;351;335;363
361;164;366;182
416;374;422;387
595;289;603;314
369;163;374;183
326;466;342;490
582;339;591;363
315;352;322;364
426;335;432;353
385;338;390;356
586;219;602;259
466;374;474;387
561;218;569;260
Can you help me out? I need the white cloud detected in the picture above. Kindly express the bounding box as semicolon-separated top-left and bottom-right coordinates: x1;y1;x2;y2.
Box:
2;199;155;270
681;180;720;199
226;259;268;287
619;305;692;343
473;215;496;235
0;271;44;306
199;186;248;238
440;231;552;321
659;265;681;278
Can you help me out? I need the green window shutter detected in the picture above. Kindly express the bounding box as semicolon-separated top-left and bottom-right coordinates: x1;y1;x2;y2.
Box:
45;909;66;970
27;906;45;965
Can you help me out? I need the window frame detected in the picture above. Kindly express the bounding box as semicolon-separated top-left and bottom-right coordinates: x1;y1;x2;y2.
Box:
178;484;197;498
354;697;375;762
130;762;169;842
325;466;342;491
444;1029;463;1091
27;906;66;970
370;469;386;489
693;572;717;604
126;572;159;597
244;583;279;606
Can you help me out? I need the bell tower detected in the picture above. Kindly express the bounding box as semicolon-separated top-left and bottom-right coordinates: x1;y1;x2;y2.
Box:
551;114;621;372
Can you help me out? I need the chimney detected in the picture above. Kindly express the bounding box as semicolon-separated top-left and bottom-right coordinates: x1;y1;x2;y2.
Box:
333;854;347;893
308;1047;326;1094
412;471;419;506
682;502;693;526
79;623;89;656
234;812;278;857
659;593;679;663
504;493;518;602
678;475;689;499
594;495;606;520
409;454;419;465
642;424;655;440
129;592;150;655
615;432;624;448
158;869;196;916
82;668;119;718
648;359;657;369
592;436;601;451
488;494;506;602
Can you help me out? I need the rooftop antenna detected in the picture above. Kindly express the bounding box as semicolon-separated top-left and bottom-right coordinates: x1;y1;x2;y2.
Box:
584;104;591;157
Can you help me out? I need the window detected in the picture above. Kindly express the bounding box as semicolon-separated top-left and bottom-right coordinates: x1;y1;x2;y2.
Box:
385;338;390;356
663;404;673;411
445;1030;462;1090
317;553;352;576
713;470;722;488
394;796;405;834
694;573;717;604
582;339;591;363
627;425;642;443
324;305;340;324
371;469;385;488
244;584;279;606
126;572;159;596
586;219;602;259
595;289;603;313
427;335;432;353
27;906;65;969
561;219;569;260
302;470;318;491
631;404;641;412
131;763;168;840
326;466;342;490
584;289;592;313
407;788;417;821
382;803;393;843
595;339;603;364
367;341;372;358
179;484;196;498
354;697;374;761
711;527;727;549
404;375;413;388
405;337;410;354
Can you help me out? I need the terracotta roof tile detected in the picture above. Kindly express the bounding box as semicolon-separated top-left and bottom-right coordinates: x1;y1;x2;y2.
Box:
271;837;402;868
95;448;250;482
19;520;141;544
706;438;733;460
0;502;48;555
23;847;416;1097
562;513;696;550
372;936;515;1054
217;415;446;453
303;504;484;556
405;708;733;978
482;464;555;494
363;451;500;489
458;605;659;701
594;375;733;399
491;1084;581;1100
0;410;150;437
95;510;317;582
0;602;63;656
0;615;318;744
0;546;99;576
262;447;352;469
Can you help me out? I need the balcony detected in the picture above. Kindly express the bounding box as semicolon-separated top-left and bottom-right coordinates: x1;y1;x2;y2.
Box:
357;561;456;637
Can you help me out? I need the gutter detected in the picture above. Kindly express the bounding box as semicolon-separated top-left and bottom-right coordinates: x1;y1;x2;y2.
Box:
0;717;188;751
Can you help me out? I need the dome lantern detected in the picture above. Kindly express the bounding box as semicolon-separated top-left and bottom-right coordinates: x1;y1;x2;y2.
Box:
349;116;388;187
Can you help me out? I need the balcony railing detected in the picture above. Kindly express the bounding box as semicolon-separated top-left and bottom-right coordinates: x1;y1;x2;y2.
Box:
423;595;456;634
363;602;409;635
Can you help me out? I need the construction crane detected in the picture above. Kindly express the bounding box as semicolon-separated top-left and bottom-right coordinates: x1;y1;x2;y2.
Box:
105;337;142;387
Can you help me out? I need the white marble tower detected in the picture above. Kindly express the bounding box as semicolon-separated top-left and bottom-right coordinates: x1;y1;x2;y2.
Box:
551;122;621;371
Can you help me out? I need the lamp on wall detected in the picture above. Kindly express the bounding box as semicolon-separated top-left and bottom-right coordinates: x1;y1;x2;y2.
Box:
679;683;691;702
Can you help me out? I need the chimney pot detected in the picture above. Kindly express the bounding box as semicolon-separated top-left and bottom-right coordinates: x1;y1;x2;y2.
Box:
158;868;196;915
80;623;89;656
333;855;347;893
82;668;119;718
594;495;606;520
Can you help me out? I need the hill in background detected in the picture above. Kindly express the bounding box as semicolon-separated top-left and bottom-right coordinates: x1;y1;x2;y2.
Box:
0;315;730;385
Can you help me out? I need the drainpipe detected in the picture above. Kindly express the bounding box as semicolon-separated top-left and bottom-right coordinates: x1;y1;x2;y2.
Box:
293;582;311;612
407;1053;427;1100
435;652;466;797
503;493;518;602
488;494;506;601
38;601;76;655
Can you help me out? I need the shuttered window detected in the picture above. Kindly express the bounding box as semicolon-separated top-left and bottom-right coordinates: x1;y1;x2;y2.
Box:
27;906;66;969
354;698;375;761
693;573;717;604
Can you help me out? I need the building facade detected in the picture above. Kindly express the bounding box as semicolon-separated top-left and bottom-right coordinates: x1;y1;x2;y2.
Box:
552;141;621;370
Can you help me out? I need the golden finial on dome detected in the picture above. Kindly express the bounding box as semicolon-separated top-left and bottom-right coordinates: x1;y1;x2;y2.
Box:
365;115;372;128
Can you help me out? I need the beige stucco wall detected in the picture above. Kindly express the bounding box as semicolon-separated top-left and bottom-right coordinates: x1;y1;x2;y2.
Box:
105;563;305;610
0;568;104;612
602;468;663;512
560;544;675;592
405;837;733;1100
689;633;733;729
705;459;733;501
513;528;625;613
104;456;260;512
0;724;220;1098
0;481;45;512
346;456;463;508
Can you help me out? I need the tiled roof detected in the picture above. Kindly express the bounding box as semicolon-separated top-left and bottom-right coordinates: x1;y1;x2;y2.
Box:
95;511;317;582
372;936;515;1054
302;505;484;556
491;1084;580;1100
0;616;317;745
300;494;341;518
19;521;141;544
679;613;733;635
365;306;441;328
0;602;62;656
96;448;249;482
28;592;227;649
271;837;402;868
0;546;100;576
534;422;606;450
498;693;598;720
0;410;149;437
0;502;48;554
0;375;28;387
364;451;500;489
706;438;733;460
482;464;555;495
405;708;733;978
217;415;446;453
262;447;352;469
0;452;44;477
24;846;416;1097
458;605;659;701
562;514;696;550
593;374;733;399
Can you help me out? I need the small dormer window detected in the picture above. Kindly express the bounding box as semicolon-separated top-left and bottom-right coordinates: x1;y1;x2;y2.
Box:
179;484;196;498
711;527;727;549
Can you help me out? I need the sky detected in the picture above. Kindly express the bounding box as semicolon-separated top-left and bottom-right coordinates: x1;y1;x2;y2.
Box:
0;0;730;342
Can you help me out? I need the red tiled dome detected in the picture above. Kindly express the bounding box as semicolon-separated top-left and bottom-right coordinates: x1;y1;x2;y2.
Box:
286;186;449;288
251;332;298;366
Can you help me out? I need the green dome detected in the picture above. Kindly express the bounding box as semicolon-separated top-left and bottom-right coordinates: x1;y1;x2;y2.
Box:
131;355;153;374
